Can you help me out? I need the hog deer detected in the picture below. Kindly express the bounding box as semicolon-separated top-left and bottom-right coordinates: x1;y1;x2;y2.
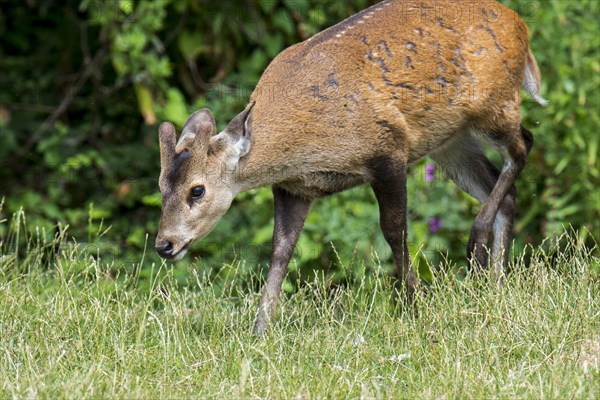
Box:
156;0;547;335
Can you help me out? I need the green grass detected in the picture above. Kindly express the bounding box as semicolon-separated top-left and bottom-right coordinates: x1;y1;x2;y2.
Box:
1;223;599;398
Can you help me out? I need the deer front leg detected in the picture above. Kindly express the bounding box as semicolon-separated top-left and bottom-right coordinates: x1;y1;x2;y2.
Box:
370;158;417;304
253;187;311;336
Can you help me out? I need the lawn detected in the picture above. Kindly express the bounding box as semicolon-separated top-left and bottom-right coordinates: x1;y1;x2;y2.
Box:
1;230;598;399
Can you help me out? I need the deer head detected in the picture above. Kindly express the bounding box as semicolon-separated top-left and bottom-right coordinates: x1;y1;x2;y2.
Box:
155;104;254;260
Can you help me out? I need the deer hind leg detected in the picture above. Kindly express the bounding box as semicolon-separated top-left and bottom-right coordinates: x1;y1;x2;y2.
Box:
488;126;533;272
466;124;530;282
490;125;534;270
430;132;517;277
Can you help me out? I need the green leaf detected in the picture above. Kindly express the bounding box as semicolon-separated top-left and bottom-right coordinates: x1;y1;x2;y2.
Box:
178;31;204;61
273;10;294;36
162;88;189;127
142;193;162;207
264;34;284;58
134;84;156;125
119;0;134;15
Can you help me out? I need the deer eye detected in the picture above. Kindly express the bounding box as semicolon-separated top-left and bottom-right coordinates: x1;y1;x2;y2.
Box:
191;185;205;200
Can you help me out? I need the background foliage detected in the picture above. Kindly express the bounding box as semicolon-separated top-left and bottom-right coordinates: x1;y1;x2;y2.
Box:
1;0;598;289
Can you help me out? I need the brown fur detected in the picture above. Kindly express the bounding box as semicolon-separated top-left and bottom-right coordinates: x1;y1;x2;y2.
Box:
238;0;532;195
157;0;546;334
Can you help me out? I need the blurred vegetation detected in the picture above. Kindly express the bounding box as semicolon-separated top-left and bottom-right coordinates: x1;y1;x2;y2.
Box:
0;0;598;289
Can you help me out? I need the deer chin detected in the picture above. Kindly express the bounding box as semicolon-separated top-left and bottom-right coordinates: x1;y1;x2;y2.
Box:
169;241;192;261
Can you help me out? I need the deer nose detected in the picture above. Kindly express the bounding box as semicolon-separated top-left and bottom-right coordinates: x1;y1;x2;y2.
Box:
155;240;174;258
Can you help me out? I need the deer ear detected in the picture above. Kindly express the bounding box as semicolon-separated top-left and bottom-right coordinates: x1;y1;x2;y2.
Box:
221;101;255;158
158;122;176;166
176;108;216;152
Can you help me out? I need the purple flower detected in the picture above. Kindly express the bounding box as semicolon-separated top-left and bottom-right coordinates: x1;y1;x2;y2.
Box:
425;163;435;182
428;217;442;233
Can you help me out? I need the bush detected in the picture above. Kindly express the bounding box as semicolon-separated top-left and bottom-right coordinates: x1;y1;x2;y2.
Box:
0;0;598;287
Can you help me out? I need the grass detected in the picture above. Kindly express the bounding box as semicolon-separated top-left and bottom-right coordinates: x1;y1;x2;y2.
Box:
0;213;598;398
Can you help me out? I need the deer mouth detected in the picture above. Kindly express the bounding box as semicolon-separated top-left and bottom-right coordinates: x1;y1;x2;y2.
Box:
168;241;192;261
